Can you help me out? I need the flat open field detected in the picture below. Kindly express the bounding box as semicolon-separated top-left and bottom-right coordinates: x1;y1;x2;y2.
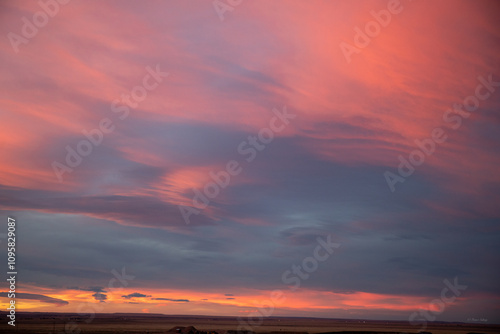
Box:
0;312;498;334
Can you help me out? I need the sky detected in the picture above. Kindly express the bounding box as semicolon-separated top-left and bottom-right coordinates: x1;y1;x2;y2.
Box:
0;0;499;326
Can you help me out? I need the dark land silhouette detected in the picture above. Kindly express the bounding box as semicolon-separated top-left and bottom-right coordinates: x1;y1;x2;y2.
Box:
0;311;499;334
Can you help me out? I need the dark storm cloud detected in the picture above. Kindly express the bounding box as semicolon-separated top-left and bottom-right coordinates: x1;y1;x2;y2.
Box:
151;298;189;302
68;286;109;303
0;187;213;227
122;292;151;299
92;292;107;302
4;121;500;304
0;292;68;306
5;131;500;300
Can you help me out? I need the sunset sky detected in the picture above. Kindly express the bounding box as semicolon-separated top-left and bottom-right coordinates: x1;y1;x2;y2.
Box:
1;0;499;325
